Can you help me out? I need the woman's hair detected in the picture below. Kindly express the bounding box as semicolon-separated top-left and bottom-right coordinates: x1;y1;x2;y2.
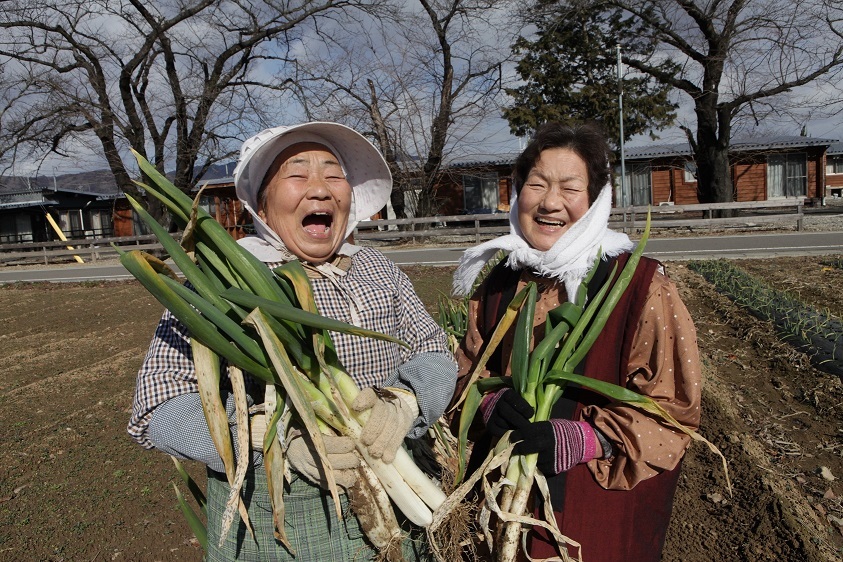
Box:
512;121;611;204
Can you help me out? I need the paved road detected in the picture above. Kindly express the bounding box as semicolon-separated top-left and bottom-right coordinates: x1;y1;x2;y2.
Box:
1;230;841;283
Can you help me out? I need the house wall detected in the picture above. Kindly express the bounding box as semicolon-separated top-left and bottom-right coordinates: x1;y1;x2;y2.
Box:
435;164;513;215
112;203;135;237
827;153;843;197
807;147;824;200
733;147;825;201
639;158;701;205
732;154;766;202
827;163;843;198
202;185;250;239
436;172;464;215
630;145;830;205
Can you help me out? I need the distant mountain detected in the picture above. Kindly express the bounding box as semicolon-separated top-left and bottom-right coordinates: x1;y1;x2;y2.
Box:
0;161;238;195
0;169;120;195
199;161;237;180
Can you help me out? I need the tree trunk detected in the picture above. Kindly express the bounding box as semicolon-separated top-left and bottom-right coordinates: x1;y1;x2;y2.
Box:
694;101;735;217
390;185;406;220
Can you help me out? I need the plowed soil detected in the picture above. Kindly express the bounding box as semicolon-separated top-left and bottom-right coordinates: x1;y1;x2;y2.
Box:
2;255;843;561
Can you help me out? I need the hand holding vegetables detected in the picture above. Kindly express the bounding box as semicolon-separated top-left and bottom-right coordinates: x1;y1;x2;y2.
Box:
481;388;600;475
511;420;599;475
352;387;419;464
249;414;267;451
286;432;361;489
480;388;534;436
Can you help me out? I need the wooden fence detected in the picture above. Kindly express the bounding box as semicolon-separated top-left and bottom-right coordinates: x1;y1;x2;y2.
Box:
0;199;810;266
353;198;807;242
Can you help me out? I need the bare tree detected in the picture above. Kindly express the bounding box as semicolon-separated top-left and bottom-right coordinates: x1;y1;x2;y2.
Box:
0;0;372;223
287;0;517;218
590;0;843;206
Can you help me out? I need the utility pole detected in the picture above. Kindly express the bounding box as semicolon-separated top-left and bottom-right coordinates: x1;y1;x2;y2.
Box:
617;44;627;208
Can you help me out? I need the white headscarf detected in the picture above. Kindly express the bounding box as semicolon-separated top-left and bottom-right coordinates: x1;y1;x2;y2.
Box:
452;182;635;300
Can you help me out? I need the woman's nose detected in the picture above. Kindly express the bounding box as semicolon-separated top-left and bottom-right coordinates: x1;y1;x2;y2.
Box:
305;176;331;199
540;186;566;211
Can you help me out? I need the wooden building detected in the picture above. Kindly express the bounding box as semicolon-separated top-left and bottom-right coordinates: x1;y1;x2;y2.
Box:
5;133;836;247
0;186;122;244
434;154;519;216
826;141;843;199
191;177;252;240
619;136;839;207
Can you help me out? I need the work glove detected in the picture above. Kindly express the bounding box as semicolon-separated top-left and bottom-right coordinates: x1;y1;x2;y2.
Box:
351;387;419;464
479;388;535;437
510;419;599;475
285;431;361;490
249;414;267;451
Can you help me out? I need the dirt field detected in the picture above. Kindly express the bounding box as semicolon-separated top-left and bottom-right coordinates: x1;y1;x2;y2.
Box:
2;256;843;561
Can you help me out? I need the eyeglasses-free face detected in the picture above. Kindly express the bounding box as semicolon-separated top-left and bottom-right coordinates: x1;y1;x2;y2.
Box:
517;147;591;252
258;142;352;264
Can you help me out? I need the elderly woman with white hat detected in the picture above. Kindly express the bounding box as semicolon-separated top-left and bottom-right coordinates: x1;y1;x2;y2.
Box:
128;122;457;561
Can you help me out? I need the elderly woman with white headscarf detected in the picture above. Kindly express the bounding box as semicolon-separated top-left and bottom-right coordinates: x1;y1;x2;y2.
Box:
450;121;701;562
128;122;456;561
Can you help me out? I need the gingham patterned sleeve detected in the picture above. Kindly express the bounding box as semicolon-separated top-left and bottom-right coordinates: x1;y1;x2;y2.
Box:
313;248;456;435
127;309;198;449
128;308;262;468
147;391;261;473
388;256;456;435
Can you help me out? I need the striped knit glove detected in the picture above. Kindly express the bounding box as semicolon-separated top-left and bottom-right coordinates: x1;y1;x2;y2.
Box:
510;419;599;475
479;388;535;437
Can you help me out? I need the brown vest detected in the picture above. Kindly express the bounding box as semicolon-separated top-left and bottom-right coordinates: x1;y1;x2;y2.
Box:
481;254;682;562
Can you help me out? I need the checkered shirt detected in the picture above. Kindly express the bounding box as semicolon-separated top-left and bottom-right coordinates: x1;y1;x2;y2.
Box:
127;247;453;449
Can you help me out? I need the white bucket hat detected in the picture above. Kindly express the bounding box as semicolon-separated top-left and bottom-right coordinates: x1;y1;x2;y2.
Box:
233;122;392;240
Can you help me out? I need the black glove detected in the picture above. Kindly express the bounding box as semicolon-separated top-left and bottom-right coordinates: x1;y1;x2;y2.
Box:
510;419;596;475
479;388;535;437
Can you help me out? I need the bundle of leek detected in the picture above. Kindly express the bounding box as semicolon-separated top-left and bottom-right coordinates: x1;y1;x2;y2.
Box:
117;151;445;559
441;216;727;562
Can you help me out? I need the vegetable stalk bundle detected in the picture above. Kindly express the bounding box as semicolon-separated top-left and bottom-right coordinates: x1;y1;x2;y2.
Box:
117;151;445;559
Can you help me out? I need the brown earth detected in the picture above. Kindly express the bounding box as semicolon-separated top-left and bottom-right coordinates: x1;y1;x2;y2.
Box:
1;256;843;562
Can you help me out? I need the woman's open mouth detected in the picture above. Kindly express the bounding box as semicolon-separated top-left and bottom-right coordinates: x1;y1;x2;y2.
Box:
535;216;565;227
302;211;334;238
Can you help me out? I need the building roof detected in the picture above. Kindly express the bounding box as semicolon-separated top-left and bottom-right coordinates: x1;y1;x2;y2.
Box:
828;141;843;155
624;136;840;160
0;187;120;210
445;135;842;168
446;152;520;168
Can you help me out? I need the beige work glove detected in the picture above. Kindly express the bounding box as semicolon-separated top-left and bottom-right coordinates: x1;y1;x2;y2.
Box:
249;414;267;451
351;387;419;464
285;431;361;490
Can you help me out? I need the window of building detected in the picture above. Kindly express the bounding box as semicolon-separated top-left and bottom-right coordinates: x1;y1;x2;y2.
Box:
827;155;843;174
399;178;424;218
0;214;34;243
86;209;113;237
683;161;697;183
767;153;806;198
56;209;84;238
462;172;499;213
615;164;652;207
199;195;218;216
